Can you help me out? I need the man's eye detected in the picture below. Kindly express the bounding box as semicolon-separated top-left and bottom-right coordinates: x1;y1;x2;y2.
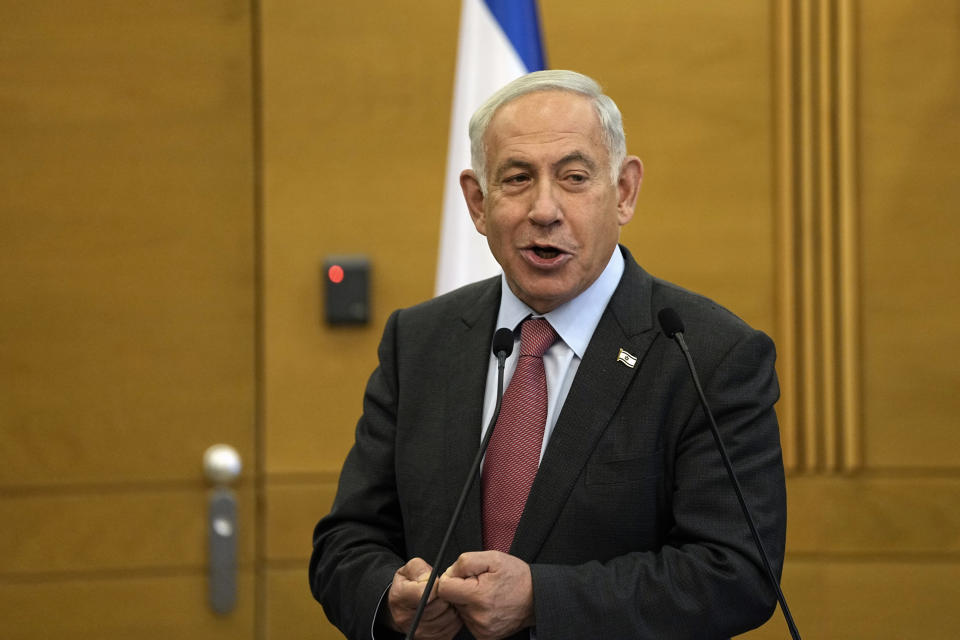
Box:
566;173;588;183
505;174;530;184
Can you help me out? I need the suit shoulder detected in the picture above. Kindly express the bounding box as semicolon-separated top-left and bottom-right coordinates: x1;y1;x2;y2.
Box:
649;276;764;340
647;277;777;377
391;276;500;330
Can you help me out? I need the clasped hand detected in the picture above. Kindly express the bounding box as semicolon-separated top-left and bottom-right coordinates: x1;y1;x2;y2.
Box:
387;551;535;640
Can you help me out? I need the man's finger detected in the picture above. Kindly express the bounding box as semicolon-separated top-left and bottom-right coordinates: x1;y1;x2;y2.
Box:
436;578;475;605
420;596;455;622
397;556;433;580
391;559;439;610
443;550;500;578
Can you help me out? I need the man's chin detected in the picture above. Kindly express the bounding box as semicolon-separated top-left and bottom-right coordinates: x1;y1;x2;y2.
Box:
512;282;579;314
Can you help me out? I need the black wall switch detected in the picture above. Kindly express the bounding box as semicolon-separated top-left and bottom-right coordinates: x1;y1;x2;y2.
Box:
323;255;370;325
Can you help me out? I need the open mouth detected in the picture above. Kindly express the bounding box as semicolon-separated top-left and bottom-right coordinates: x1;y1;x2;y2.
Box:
532;246;562;259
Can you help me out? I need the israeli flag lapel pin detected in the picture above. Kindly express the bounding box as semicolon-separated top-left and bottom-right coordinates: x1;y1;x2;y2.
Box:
617;348;637;368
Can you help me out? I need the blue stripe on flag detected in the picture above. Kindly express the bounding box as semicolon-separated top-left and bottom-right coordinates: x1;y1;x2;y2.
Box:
483;0;547;72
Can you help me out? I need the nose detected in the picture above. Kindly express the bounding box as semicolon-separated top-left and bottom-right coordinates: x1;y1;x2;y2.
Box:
528;180;561;226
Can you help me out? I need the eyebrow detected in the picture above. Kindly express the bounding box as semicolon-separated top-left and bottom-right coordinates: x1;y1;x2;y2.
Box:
493;158;535;184
555;151;599;173
493;151;599;182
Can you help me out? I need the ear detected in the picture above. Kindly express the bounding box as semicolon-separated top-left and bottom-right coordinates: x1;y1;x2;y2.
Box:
460;169;488;235
615;156;643;226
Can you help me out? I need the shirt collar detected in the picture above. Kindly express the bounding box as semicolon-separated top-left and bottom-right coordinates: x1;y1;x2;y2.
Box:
496;246;625;358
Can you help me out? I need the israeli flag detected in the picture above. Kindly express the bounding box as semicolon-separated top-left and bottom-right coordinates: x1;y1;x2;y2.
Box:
434;0;547;296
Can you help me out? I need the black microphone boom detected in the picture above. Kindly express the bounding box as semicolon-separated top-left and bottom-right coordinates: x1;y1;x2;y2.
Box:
405;328;514;639
657;308;802;640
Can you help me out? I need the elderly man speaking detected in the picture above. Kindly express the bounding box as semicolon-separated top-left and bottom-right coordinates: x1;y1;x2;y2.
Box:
310;70;787;640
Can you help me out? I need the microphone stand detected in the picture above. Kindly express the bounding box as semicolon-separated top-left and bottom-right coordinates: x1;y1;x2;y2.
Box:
664;315;802;640
405;335;512;639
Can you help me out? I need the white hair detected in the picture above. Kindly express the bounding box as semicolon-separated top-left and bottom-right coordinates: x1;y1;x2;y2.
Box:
468;70;628;194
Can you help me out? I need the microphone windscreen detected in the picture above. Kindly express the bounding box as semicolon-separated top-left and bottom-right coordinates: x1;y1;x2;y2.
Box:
658;308;685;338
492;328;515;357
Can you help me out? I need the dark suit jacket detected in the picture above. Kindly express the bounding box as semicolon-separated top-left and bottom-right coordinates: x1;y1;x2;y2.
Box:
310;246;787;639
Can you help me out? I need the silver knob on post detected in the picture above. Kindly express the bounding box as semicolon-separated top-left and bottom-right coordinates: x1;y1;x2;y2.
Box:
203;444;241;615
203;444;242;486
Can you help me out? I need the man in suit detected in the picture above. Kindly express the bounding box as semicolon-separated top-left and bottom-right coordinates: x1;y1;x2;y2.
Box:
309;70;787;639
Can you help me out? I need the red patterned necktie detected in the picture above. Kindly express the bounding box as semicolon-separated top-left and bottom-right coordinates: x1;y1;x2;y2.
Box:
482;317;558;553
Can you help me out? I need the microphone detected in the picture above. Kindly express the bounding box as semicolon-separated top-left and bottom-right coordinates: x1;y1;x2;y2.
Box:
405;328;514;639
657;308;802;640
491;327;515;360
658;307;685;339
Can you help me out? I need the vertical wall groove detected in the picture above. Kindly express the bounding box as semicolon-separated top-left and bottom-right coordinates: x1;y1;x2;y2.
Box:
250;0;267;636
836;0;861;471
817;0;838;469
800;0;819;471
774;0;799;470
774;0;860;473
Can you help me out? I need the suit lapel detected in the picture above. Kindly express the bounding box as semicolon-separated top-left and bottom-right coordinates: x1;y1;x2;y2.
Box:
440;278;500;558
511;249;659;561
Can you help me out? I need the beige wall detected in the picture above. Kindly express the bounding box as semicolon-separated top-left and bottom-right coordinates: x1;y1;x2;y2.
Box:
2;1;958;638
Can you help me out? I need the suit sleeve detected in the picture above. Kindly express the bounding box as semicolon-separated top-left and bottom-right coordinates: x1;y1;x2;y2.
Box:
529;329;786;639
309;310;407;640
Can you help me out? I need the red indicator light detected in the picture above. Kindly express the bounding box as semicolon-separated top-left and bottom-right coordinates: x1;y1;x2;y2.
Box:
328;264;345;284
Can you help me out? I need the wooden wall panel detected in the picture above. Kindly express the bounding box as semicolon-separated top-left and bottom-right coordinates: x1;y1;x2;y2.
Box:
0;487;255;574
545;3;776;334
0;573;255;640
259;0;460;475
266;568;342;640
858;0;960;468
0;0;255;486
265;482;336;562
747;1;959;635
740;560;960;639
785;476;960;555
0;1;257;637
